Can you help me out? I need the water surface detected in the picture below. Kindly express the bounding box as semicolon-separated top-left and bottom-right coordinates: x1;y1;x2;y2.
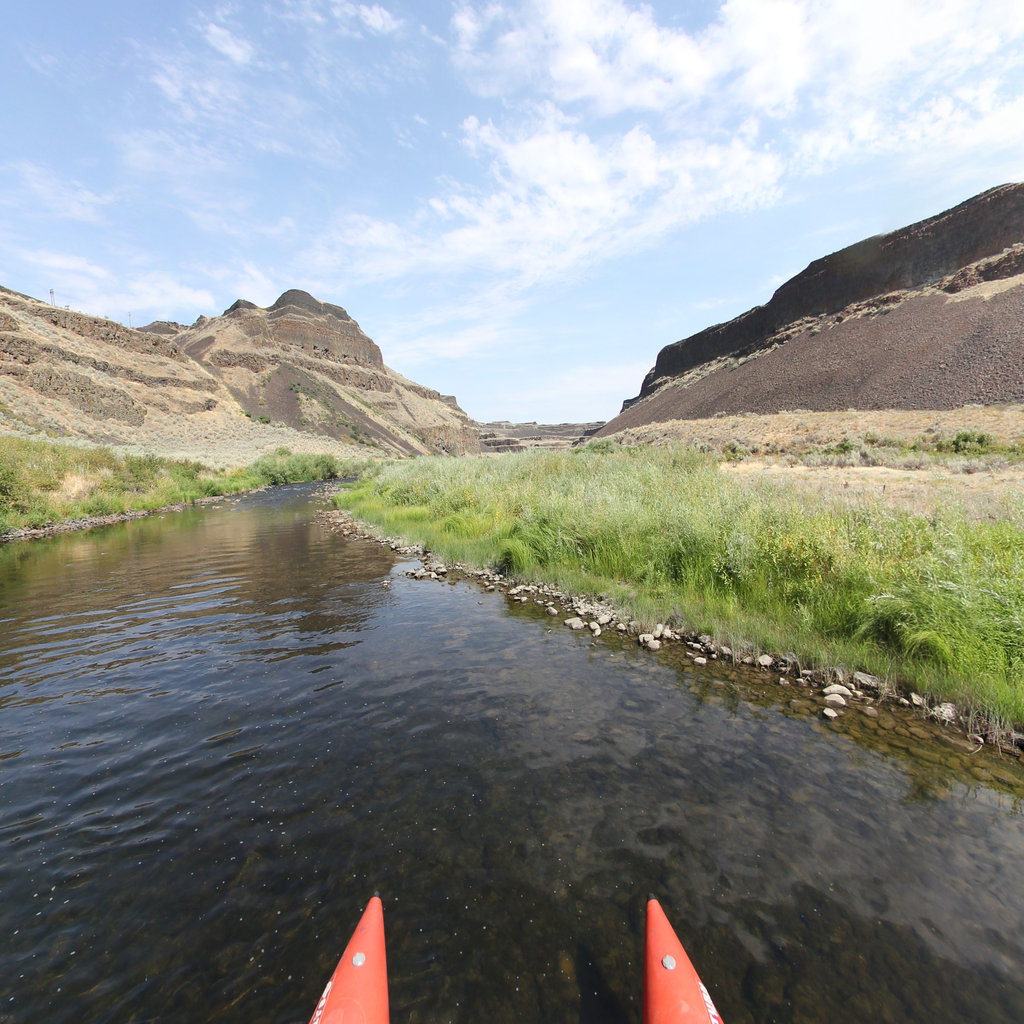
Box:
2;484;1023;1023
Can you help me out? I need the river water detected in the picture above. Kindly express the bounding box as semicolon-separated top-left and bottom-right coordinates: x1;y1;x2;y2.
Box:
2;483;1024;1023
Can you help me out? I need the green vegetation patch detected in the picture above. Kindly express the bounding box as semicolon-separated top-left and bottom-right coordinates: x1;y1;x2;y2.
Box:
0;436;371;535
337;445;1024;725
934;430;998;455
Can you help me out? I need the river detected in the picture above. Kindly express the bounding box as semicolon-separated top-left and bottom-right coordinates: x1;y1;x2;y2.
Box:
2;483;1023;1023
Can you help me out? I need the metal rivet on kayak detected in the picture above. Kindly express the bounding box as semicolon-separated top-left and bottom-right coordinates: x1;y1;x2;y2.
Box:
352;952;366;967
662;955;676;970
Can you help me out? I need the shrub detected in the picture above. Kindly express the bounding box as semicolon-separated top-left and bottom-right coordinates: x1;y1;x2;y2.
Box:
0;461;29;513
937;431;998;455
251;450;344;485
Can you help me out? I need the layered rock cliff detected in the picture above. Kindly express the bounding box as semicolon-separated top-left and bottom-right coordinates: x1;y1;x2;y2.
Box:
600;184;1024;434
475;421;604;452
173;289;478;456
0;286;479;463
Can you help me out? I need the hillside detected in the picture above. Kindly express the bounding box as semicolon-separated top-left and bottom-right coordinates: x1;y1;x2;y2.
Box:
599;184;1024;435
0;287;478;464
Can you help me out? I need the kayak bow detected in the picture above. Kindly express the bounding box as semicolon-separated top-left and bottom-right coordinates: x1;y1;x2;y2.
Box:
309;895;389;1024
308;893;721;1023
644;897;724;1024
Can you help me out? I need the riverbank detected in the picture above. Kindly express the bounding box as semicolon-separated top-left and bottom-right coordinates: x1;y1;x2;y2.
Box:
318;505;1024;773
0;435;374;541
1;496;231;543
331;444;1024;736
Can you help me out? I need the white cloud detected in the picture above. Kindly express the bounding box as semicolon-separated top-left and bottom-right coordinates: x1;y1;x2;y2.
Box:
351;0;1023;294
201;261;281;309
118;128;232;179
317;274;539;371
16;249;214;319
106;275;217;320
137;2;409;170
22;52;60;76
4;163;112;223
452;0;715;112
306;106;781;295
385;317;522;366
135;0;1013;323
281;0;403;36
357;4;402;34
19;249;113;280
149;52;250;125
452;0;1024;124
202;22;256;64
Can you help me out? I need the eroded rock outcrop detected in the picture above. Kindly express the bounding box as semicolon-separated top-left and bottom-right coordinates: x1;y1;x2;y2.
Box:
173;289;478;456
0;285;225;450
0;285;479;462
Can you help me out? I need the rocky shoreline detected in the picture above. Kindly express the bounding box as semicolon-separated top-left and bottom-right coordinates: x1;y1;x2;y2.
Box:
0;492;243;544
316;505;1024;765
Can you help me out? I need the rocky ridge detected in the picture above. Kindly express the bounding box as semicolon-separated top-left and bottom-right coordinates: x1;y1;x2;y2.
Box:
602;184;1024;435
476;420;604;452
0;286;478;462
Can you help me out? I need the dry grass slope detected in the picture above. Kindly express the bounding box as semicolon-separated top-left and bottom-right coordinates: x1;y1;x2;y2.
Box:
605;405;1024;519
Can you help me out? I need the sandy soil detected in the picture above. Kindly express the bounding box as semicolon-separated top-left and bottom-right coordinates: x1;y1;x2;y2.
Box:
721;460;1024;519
605;405;1024;452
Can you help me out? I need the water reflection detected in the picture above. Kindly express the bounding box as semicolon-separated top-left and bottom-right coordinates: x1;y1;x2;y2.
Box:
1;484;1023;1023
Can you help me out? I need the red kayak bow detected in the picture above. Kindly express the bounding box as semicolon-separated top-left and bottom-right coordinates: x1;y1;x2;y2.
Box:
309;895;389;1024
644;897;724;1024
308;893;722;1023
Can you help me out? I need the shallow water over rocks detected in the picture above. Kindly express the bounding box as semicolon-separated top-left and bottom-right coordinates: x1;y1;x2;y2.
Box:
2;483;1024;1023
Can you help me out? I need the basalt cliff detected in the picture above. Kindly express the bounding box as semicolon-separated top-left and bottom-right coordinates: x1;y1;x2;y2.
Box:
599;183;1024;436
0;287;479;463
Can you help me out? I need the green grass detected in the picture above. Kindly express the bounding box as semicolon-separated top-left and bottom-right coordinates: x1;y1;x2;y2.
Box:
337;445;1024;726
0;437;371;533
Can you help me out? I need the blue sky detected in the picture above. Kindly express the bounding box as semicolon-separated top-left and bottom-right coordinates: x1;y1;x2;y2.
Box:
2;1;1023;423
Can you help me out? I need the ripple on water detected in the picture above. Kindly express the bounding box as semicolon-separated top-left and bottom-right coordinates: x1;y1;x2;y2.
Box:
1;483;1024;1023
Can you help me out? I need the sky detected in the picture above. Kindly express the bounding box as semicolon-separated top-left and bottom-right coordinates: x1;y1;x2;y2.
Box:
2;1;1023;424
